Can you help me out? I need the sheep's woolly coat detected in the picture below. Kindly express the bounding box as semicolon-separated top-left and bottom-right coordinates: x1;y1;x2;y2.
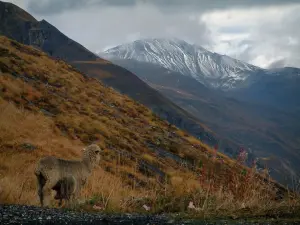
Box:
34;144;102;207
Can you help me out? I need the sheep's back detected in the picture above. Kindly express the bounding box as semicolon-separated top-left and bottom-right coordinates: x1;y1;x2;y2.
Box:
57;159;86;176
37;156;88;180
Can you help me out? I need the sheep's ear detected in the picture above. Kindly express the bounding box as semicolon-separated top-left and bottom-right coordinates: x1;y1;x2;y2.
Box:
82;148;86;151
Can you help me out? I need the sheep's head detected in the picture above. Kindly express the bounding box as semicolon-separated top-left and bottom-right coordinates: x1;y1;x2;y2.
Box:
83;144;102;166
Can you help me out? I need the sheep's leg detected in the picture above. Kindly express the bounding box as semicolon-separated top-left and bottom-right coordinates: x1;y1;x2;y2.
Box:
35;173;46;207
65;194;75;209
73;182;82;207
76;190;85;205
77;180;86;204
54;193;62;207
37;181;44;207
54;177;71;208
58;198;63;207
67;189;79;209
42;188;52;207
62;183;73;208
68;177;79;209
57;182;65;207
53;186;64;207
70;194;75;209
65;199;70;208
71;191;79;209
42;181;56;207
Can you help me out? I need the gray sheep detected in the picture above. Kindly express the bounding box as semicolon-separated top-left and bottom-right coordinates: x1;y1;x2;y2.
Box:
34;144;102;207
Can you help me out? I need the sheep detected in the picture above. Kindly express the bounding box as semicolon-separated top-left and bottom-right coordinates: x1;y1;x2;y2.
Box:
34;144;102;208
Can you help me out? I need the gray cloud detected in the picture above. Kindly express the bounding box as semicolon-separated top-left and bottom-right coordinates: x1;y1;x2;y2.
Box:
267;59;287;69
27;0;300;15
27;0;84;14
6;0;300;68
36;2;212;52
238;7;300;68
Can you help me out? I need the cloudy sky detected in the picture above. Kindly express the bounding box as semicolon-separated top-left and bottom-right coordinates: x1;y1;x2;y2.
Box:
4;0;300;68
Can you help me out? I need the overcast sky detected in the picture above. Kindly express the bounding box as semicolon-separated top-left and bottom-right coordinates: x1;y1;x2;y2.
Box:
4;0;300;68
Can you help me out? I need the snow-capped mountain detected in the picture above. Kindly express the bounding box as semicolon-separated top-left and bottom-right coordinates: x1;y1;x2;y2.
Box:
100;38;263;89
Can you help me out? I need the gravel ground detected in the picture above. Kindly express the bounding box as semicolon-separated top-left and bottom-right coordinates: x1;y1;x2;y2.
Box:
1;204;300;225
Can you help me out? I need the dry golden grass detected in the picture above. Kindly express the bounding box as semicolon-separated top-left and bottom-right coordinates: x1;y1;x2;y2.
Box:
0;36;299;218
0;102;83;205
0;97;297;217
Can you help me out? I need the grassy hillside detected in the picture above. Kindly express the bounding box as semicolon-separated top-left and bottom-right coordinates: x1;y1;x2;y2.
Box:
0;0;224;152
0;36;297;218
71;60;220;146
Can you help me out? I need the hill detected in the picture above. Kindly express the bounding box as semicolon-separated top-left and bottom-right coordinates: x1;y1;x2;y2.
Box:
0;0;226;153
0;36;294;217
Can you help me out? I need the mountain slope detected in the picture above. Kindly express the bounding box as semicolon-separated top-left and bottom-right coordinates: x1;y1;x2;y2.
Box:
0;1;96;61
0;1;37;43
0;35;291;215
0;0;221;150
101;38;262;89
228;67;300;112
106;58;300;187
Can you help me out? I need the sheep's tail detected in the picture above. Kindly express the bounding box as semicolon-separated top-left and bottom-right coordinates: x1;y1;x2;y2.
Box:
34;167;46;207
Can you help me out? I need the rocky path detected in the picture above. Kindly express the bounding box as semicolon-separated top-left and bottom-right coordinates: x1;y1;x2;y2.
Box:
1;204;300;225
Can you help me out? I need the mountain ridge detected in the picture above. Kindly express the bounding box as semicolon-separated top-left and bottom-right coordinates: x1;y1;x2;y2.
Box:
101;38;262;89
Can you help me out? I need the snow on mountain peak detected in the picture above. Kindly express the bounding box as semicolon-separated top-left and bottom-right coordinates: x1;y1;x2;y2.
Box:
102;38;262;89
